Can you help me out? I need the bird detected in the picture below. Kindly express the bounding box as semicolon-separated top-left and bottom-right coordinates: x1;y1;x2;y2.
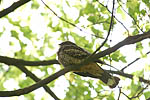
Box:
57;41;120;88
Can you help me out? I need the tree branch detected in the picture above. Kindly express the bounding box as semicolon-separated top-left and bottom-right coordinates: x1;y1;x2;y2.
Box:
91;0;115;56
96;0;129;34
0;67;71;97
0;31;150;69
121;85;149;99
117;0;144;33
16;65;60;100
0;31;150;97
117;87;121;100
107;70;150;84
0;56;59;66
1;67;149;97
41;0;83;31
0;0;31;18
91;30;150;62
121;51;150;72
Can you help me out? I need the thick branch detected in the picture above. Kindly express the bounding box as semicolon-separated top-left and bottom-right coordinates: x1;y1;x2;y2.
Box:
0;31;150;97
0;0;31;18
91;31;150;61
0;67;71;97
16;65;60;100
1;67;149;97
0;31;149;67
0;56;59;66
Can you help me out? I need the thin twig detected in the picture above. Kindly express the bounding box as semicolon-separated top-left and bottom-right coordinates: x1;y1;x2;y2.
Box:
121;85;149;100
0;31;150;97
117;0;144;33
121;92;130;99
131;85;149;99
0;31;150;69
117;87;122;100
121;51;150;71
0;67;11;82
41;0;83;31
41;0;107;39
90;0;116;58
107;70;150;84
96;0;129;34
91;30;150;62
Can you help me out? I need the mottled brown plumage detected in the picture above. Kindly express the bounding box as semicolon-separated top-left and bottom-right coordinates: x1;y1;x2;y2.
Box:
57;41;120;88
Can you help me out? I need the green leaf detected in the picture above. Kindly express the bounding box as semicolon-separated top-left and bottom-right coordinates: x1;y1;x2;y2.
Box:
71;33;95;52
100;6;108;14
136;42;143;51
111;51;127;63
6;67;22;79
103;22;110;30
117;7;126;19
132;29;139;35
0;0;149;99
91;27;103;37
144;92;150;99
24;93;35;100
145;23;150;30
0;32;3;37
132;70;144;77
87;16;97;23
31;0;39;9
120;56;127;63
6;17;20;26
111;51;120;62
141;9;146;16
129;81;141;96
20;26;32;38
107;94;115;100
19;77;34;88
84;3;96;14
127;0;140;19
11;30;19;39
142;0;150;7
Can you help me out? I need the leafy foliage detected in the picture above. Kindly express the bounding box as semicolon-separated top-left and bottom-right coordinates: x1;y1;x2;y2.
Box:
0;0;150;100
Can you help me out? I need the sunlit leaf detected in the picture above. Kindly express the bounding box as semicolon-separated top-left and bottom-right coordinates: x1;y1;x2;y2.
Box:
0;0;149;99
144;92;150;99
117;6;126;19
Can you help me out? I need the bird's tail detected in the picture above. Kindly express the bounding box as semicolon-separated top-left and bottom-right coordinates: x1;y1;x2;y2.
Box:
97;67;120;88
106;76;120;88
75;63;120;88
86;63;120;88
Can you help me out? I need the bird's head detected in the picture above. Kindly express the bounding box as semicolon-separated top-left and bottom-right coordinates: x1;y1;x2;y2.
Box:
59;41;76;46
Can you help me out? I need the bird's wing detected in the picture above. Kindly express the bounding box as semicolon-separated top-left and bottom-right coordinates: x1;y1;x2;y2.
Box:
62;45;90;59
74;63;120;88
62;45;105;64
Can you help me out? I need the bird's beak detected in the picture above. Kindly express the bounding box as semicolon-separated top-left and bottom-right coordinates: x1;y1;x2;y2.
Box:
58;42;62;46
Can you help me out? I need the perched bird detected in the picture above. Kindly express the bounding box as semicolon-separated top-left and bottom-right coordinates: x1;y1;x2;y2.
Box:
57;41;120;88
